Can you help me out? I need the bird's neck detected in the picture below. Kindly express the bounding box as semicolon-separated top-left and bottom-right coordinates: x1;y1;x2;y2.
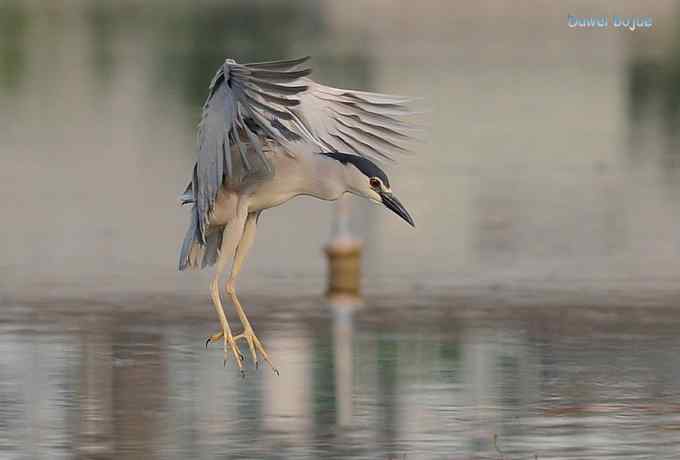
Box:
298;153;348;201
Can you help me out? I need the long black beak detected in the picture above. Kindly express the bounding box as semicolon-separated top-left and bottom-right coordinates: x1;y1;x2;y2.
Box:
380;192;415;227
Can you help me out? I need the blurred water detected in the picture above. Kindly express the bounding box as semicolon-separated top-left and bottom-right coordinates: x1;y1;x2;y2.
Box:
3;1;680;300
2;301;680;459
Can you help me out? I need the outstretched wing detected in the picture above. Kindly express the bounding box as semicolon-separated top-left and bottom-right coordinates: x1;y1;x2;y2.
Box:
193;56;311;241
189;56;414;242
285;78;414;163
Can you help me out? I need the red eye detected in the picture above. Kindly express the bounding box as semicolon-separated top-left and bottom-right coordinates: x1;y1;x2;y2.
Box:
369;178;381;189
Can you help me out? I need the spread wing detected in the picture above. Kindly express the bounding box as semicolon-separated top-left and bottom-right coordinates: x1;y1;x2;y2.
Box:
285;78;414;162
192;56;311;241
188;56;413;241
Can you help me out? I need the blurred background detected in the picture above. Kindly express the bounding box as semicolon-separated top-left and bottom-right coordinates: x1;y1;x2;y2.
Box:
3;1;680;459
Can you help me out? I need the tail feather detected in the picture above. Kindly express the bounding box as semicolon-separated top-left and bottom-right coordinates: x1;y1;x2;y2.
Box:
178;204;223;271
178;206;199;271
201;230;223;268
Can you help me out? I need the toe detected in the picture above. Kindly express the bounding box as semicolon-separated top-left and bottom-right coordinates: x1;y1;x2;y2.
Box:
230;340;243;369
251;335;277;374
206;331;224;349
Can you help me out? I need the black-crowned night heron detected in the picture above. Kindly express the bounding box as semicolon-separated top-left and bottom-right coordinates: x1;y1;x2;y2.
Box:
179;56;414;375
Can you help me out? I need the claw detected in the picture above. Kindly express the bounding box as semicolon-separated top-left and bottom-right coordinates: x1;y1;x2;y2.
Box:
206;331;224;349
273;368;280;376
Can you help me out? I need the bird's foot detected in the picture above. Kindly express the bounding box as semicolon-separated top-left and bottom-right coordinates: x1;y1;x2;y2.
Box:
205;331;225;348
234;327;279;375
205;330;246;376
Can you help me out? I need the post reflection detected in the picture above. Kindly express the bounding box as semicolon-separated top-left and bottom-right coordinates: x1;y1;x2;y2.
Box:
111;327;166;458
77;317;114;458
330;299;357;428
262;324;313;446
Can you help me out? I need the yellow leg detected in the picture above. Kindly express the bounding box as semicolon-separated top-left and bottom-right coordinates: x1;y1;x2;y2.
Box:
226;212;279;375
204;204;249;374
229;284;278;375
209;278;243;372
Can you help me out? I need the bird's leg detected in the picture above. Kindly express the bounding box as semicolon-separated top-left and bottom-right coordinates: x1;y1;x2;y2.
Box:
204;206;249;373
227;213;279;375
209;277;243;368
229;283;278;375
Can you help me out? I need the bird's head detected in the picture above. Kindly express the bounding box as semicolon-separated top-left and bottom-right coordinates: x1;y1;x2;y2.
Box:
320;152;415;227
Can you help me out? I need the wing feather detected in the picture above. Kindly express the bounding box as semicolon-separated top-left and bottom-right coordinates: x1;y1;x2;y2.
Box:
189;56;414;241
193;57;311;240
245;77;308;95
245;56;310;69
286;79;414;162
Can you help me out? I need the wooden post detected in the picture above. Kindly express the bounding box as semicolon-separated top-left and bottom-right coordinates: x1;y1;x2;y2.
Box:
324;196;363;303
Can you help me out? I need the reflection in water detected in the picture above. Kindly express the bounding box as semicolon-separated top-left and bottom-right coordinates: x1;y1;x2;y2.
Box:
78;320;114;458
113;329;167;458
332;302;354;428
262;324;313;448
3;303;680;459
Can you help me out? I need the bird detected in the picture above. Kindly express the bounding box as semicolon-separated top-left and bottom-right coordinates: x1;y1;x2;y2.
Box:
178;56;415;376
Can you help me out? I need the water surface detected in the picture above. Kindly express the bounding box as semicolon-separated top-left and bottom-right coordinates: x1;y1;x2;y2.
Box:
2;300;680;459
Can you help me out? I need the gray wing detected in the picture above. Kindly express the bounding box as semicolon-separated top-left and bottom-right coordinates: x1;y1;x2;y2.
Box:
285;78;414;162
192;56;311;241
